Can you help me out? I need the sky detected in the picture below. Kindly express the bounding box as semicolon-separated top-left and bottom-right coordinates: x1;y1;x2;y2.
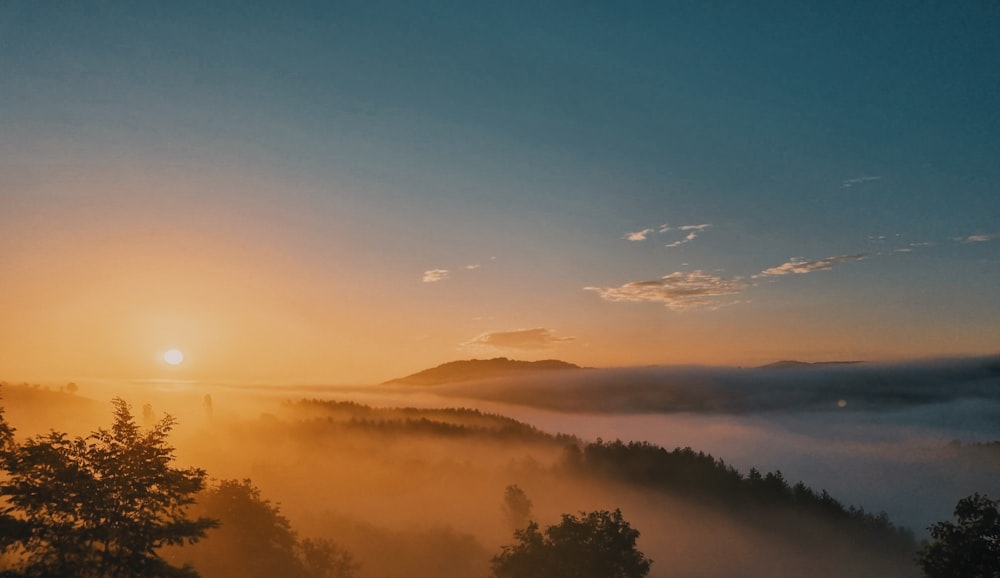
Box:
1;1;998;384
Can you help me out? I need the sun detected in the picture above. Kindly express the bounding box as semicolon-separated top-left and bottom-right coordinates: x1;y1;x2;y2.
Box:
163;349;185;366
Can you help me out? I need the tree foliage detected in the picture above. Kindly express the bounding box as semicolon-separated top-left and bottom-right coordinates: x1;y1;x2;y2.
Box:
501;485;533;530
176;479;356;578
918;493;1000;578
0;397;216;577
573;439;915;552
491;509;651;578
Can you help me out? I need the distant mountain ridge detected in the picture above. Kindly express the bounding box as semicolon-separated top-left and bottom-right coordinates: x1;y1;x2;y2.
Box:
757;360;863;370
384;357;582;385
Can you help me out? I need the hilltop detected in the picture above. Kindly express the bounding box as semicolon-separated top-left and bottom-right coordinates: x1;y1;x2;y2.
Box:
757;360;863;370
383;357;582;385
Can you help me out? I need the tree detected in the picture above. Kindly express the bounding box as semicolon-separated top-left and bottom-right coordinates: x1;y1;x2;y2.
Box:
501;485;533;530
174;479;356;578
918;493;1000;578
0;397;217;577
491;509;651;578
299;538;357;578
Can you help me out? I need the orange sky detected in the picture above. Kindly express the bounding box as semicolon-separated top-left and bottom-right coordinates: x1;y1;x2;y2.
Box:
2;3;998;385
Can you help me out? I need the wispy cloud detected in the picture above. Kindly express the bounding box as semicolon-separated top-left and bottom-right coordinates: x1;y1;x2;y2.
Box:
623;223;713;248
465;328;575;350
757;254;867;277
423;263;483;282
585;270;747;311
964;232;1000;243
842;176;882;188
665;223;711;248
422;269;450;283
623;228;655;241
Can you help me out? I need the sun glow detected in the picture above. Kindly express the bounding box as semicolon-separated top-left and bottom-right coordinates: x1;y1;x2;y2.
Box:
163;349;184;366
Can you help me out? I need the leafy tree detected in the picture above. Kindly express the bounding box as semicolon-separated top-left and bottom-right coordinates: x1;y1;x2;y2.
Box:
175;479;356;578
918;493;1000;578
501;485;533;530
299;538;357;578
491;509;651;578
180;479;299;578
0;397;216;577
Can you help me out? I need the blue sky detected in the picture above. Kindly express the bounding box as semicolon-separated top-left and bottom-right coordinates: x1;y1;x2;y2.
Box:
1;2;998;382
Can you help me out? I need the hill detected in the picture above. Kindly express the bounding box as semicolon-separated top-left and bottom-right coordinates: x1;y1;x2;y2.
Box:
757;360;863;370
384;357;582;385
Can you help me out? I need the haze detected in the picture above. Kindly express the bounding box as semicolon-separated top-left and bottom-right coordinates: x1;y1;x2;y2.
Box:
1;2;998;577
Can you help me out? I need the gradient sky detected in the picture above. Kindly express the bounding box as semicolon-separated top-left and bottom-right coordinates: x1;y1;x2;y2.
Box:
2;2;998;384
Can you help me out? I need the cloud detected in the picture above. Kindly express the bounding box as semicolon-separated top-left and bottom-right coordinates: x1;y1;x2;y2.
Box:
842;176;882;188
964;232;1000;243
624;228;655;241
585;270;748;311
757;254;867;277
666;231;699;248
623;223;712;247
423;263;483;282
422;269;450;283
666;224;711;248
465;328;575;350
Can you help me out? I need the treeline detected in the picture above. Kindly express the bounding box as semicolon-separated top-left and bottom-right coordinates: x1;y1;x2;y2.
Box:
281;399;917;554
1;391;930;577
568;439;916;555
281;400;917;555
279;399;578;444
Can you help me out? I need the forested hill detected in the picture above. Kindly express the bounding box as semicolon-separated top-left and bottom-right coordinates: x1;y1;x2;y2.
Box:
383;357;582;385
278;399;916;559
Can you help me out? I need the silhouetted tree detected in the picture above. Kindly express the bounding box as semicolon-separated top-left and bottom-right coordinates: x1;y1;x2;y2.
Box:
491;509;651;578
501;485;533;530
182;479;299;578
918;493;1000;578
299;538;357;578
0;397;216;577
177;479;356;578
143;403;156;426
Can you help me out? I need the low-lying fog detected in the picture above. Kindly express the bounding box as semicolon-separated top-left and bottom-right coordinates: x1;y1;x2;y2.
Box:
422;356;1000;533
3;355;997;578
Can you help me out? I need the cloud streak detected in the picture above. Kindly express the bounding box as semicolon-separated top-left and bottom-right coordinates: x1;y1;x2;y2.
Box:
585;270;748;311
422;263;484;283
422;269;450;283
465;328;575;350
622;223;713;248
964;232;1000;243
624;228;655;241
757;254;867;277
842;176;882;188
664;224;712;248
